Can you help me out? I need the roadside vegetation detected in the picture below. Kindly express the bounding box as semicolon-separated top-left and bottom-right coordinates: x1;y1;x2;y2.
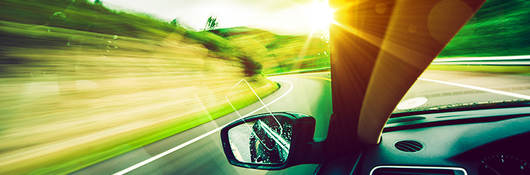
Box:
0;0;276;174
429;0;530;74
212;27;330;75
250;0;529;75
437;0;530;57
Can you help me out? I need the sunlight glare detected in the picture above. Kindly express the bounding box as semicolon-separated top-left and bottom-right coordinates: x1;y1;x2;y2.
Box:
307;1;336;33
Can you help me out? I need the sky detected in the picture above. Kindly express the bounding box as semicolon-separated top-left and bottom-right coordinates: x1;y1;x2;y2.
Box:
103;0;330;35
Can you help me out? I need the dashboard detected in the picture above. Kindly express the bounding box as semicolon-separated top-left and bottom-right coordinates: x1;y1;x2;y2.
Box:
354;106;530;175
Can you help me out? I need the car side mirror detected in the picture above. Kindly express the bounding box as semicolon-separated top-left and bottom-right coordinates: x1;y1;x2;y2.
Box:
220;112;320;170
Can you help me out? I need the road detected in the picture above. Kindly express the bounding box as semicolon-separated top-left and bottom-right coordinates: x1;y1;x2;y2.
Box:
72;70;529;175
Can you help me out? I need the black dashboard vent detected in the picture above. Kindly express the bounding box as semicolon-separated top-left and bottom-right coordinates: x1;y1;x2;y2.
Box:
395;140;423;152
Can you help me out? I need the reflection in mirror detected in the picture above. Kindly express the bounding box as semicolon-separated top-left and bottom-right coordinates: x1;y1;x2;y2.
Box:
228;115;293;164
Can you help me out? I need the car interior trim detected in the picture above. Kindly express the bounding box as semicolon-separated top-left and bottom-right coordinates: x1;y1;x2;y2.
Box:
348;152;363;175
368;165;468;175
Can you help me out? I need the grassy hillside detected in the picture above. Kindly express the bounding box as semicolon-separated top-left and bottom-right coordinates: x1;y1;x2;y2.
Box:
438;0;530;57
212;27;330;74
0;0;184;39
0;0;262;77
0;0;278;174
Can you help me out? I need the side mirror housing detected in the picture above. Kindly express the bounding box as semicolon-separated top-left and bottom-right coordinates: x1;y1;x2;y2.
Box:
220;112;320;170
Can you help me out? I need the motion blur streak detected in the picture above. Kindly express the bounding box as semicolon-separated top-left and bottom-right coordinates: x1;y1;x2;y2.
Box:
0;23;278;174
0;1;281;173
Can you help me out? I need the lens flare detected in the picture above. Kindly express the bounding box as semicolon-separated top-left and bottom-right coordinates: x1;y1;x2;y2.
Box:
307;1;336;33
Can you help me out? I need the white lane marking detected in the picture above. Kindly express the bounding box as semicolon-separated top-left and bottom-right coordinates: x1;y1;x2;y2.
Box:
419;78;530;100
113;78;294;175
432;62;529;65
434;55;530;62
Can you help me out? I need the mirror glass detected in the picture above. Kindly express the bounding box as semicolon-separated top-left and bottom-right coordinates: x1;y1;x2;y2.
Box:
227;114;293;164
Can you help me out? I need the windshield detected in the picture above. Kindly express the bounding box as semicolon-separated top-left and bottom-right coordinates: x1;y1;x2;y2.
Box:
392;0;530;114
0;0;528;174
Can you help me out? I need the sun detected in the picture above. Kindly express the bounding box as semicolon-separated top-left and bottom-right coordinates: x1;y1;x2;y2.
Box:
307;1;336;32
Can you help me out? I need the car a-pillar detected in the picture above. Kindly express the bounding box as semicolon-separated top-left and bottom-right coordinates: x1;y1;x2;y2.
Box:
325;0;485;168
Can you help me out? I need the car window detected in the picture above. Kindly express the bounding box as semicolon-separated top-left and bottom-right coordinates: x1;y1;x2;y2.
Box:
0;0;528;174
392;0;529;114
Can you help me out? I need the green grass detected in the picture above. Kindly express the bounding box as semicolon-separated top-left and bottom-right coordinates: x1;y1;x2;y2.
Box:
0;0;263;76
212;27;330;75
438;0;530;57
0;0;185;39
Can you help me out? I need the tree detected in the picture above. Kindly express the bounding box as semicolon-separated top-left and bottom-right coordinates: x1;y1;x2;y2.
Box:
170;19;179;26
204;16;218;31
94;0;102;5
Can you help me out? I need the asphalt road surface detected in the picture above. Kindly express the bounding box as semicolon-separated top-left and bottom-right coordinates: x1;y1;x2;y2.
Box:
73;70;529;175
